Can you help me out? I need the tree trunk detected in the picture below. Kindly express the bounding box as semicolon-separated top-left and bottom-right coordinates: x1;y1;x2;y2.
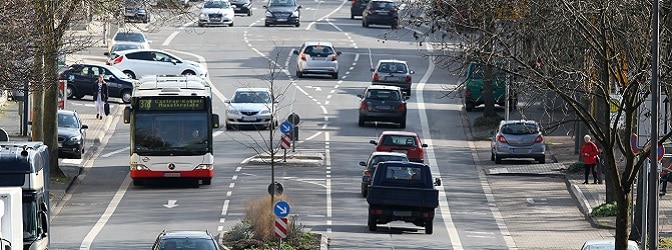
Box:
615;188;632;250
483;64;497;117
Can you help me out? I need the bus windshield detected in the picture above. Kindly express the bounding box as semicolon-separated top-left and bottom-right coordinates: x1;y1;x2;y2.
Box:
133;112;210;155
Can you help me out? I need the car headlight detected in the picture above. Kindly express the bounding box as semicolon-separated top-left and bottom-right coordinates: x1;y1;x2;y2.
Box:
67;136;82;144
265;11;273;17
194;164;213;170
227;109;240;115
291;11;299;17
130;164;149;171
199;13;207;19
259;110;270;115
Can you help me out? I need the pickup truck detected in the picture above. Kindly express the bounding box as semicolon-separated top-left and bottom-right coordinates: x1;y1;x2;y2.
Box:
366;161;441;234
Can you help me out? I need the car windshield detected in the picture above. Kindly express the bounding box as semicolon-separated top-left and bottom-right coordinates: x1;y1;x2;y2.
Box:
58;113;79;128
232;91;271;103
204;1;230;8
366;90;400;101
114;32;146;43
160;238;217;250
269;0;297;7
500;123;539;135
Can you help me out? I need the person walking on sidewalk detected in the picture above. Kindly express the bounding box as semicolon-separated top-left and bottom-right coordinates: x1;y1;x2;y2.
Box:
93;75;109;120
580;134;600;184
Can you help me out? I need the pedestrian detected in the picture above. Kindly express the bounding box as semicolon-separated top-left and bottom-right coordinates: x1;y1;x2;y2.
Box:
580;134;600;184
660;159;672;196
93;75;109;120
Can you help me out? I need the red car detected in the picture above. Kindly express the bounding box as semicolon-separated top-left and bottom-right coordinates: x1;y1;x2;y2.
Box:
369;131;428;163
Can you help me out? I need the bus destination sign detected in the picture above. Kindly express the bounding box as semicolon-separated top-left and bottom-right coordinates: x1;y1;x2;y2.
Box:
138;98;205;111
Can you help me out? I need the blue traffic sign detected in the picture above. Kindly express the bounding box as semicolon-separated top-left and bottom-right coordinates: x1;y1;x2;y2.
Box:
274;201;291;218
280;121;293;134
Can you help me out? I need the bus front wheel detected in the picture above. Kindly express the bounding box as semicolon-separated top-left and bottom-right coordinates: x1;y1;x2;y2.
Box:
133;179;144;186
202;178;212;185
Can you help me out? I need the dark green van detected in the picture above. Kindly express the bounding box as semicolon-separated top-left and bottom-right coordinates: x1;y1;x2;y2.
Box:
463;62;516;111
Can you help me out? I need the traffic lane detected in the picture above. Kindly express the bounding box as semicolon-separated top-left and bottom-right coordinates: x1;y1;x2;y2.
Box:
487;175;613;249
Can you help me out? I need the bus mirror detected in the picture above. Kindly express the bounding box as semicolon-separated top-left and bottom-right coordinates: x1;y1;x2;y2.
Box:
212;114;220;128
123;107;131;124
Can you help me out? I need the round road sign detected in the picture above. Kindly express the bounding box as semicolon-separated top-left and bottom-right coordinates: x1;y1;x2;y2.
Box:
279;121;293;134
268;182;284;196
287;113;301;125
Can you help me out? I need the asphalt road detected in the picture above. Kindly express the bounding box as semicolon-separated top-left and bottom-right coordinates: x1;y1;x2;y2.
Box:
48;2;611;249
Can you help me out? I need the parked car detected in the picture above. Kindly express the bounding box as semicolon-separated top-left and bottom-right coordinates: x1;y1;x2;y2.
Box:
371;59;414;96
123;1;150;23
198;0;235;27
104;42;148;65
366;161;441;234
57;110;88;159
151;230;220;250
490;120;545;164
350;0;370;19
110;29;151;52
224;88;278;130
370;130;427;163
463;61;517;111
362;0;400;29
230;0;253;16
110;49;208;79
263;0;301;27
580;239;639;250
359;151;408;197
293;41;341;79
357;85;407;128
58;63;137;103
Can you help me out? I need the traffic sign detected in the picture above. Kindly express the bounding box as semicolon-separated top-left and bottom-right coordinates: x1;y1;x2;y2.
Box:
280;121;293;134
274;200;291;218
287;113;301;125
630;133;638;153
280;134;291;149
647;142;665;161
274;217;288;239
267;182;283;196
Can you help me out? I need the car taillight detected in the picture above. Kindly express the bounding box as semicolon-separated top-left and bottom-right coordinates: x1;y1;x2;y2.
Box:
497;134;507;143
405;75;412;83
364;171;371;177
373;73;379;81
360;101;369;110
300;53;307;61
331;54;337;61
465;88;471;99
113;56;123;64
397;103;406;112
534;135;544;143
371;209;384;215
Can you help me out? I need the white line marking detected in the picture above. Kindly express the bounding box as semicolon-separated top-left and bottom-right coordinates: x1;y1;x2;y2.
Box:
100;146;130;158
163;31;179;46
61;158;82;165
214;131;224;137
79;175;132;250
222;200;230;216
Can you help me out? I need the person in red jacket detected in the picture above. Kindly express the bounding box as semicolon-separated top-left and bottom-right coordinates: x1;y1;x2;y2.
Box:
580;134;600;184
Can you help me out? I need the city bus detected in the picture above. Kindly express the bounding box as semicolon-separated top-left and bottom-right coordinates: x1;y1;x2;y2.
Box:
123;75;219;186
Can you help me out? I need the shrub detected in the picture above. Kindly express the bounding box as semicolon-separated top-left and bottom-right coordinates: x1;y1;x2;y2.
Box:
567;161;584;173
591;202;617;217
473;115;503;130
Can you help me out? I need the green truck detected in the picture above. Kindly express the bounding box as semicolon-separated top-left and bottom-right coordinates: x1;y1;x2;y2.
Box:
463;62;517;111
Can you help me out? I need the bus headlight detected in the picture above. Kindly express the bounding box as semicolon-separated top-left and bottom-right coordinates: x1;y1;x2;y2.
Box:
194;164;213;170
130;164;149;171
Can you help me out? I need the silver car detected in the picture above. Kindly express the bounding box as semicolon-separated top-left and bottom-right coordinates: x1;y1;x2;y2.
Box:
371;59;414;96
293;41;341;79
224;88;278;130
490;120;546;164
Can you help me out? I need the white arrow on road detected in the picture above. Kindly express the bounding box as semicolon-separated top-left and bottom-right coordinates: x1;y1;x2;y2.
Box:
276;204;287;215
163;200;179;208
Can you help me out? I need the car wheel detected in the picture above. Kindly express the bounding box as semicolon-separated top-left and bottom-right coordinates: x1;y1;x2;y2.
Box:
295;22;300;27
495;155;502;164
361;183;368;197
121;90;132;103
491;152;495;161
75;94;85;99
368;214;377;231
296;70;303;78
465;102;475;111
351;13;354;19
225;123;232;130
66;85;75;99
198;23;204;27
247;9;252;16
399;119;406;129
182;70;196;76
132;179;144;186
358;116;366;127
425;220;433;234
123;70;136;79
229;22;234;27
331;72;338;79
538;157;546;164
363;19;369;27
265;22;270;27
202;178;212;185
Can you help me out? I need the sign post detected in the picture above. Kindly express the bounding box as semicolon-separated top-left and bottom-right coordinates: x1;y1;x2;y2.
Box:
287;113;300;152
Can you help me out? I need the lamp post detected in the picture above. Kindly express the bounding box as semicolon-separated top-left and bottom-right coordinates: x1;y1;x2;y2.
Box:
646;0;661;248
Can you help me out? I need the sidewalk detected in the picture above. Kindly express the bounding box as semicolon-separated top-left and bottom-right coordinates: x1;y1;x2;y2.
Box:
463;105;672;235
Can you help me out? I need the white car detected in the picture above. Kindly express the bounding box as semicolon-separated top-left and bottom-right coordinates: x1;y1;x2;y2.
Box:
581;239;639;250
198;0;235;27
110;49;208;79
109;29;151;52
293;41;341;79
103;42;148;65
224;88;278;130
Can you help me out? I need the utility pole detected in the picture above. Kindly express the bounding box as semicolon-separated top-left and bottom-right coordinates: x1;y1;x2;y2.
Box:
647;0;661;247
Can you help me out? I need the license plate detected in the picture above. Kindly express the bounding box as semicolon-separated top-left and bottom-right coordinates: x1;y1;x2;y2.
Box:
234;7;240;10
242;117;257;121
393;211;412;217
164;172;181;177
384;76;399;81
376;105;390;110
277;18;287;22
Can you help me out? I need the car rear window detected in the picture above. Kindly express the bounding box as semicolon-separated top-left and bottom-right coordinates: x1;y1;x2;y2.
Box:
380;135;416;146
378;62;407;73
384;166;422;181
114;32;145;43
500;123;539;135
366;89;401;100
370;155;408;167
371;1;396;9
304;45;334;57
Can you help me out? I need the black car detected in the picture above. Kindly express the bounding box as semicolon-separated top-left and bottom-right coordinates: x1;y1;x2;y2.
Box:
123;1;150;23
151;230;220;250
350;0;369;19
59;63;136;103
359;151;408;197
263;0;301;27
357;85;408;128
230;0;253;16
362;0;399;29
57;110;88;159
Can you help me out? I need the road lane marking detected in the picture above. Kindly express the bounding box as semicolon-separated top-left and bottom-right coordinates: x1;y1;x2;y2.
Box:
100;146;130;158
79;175;132;250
